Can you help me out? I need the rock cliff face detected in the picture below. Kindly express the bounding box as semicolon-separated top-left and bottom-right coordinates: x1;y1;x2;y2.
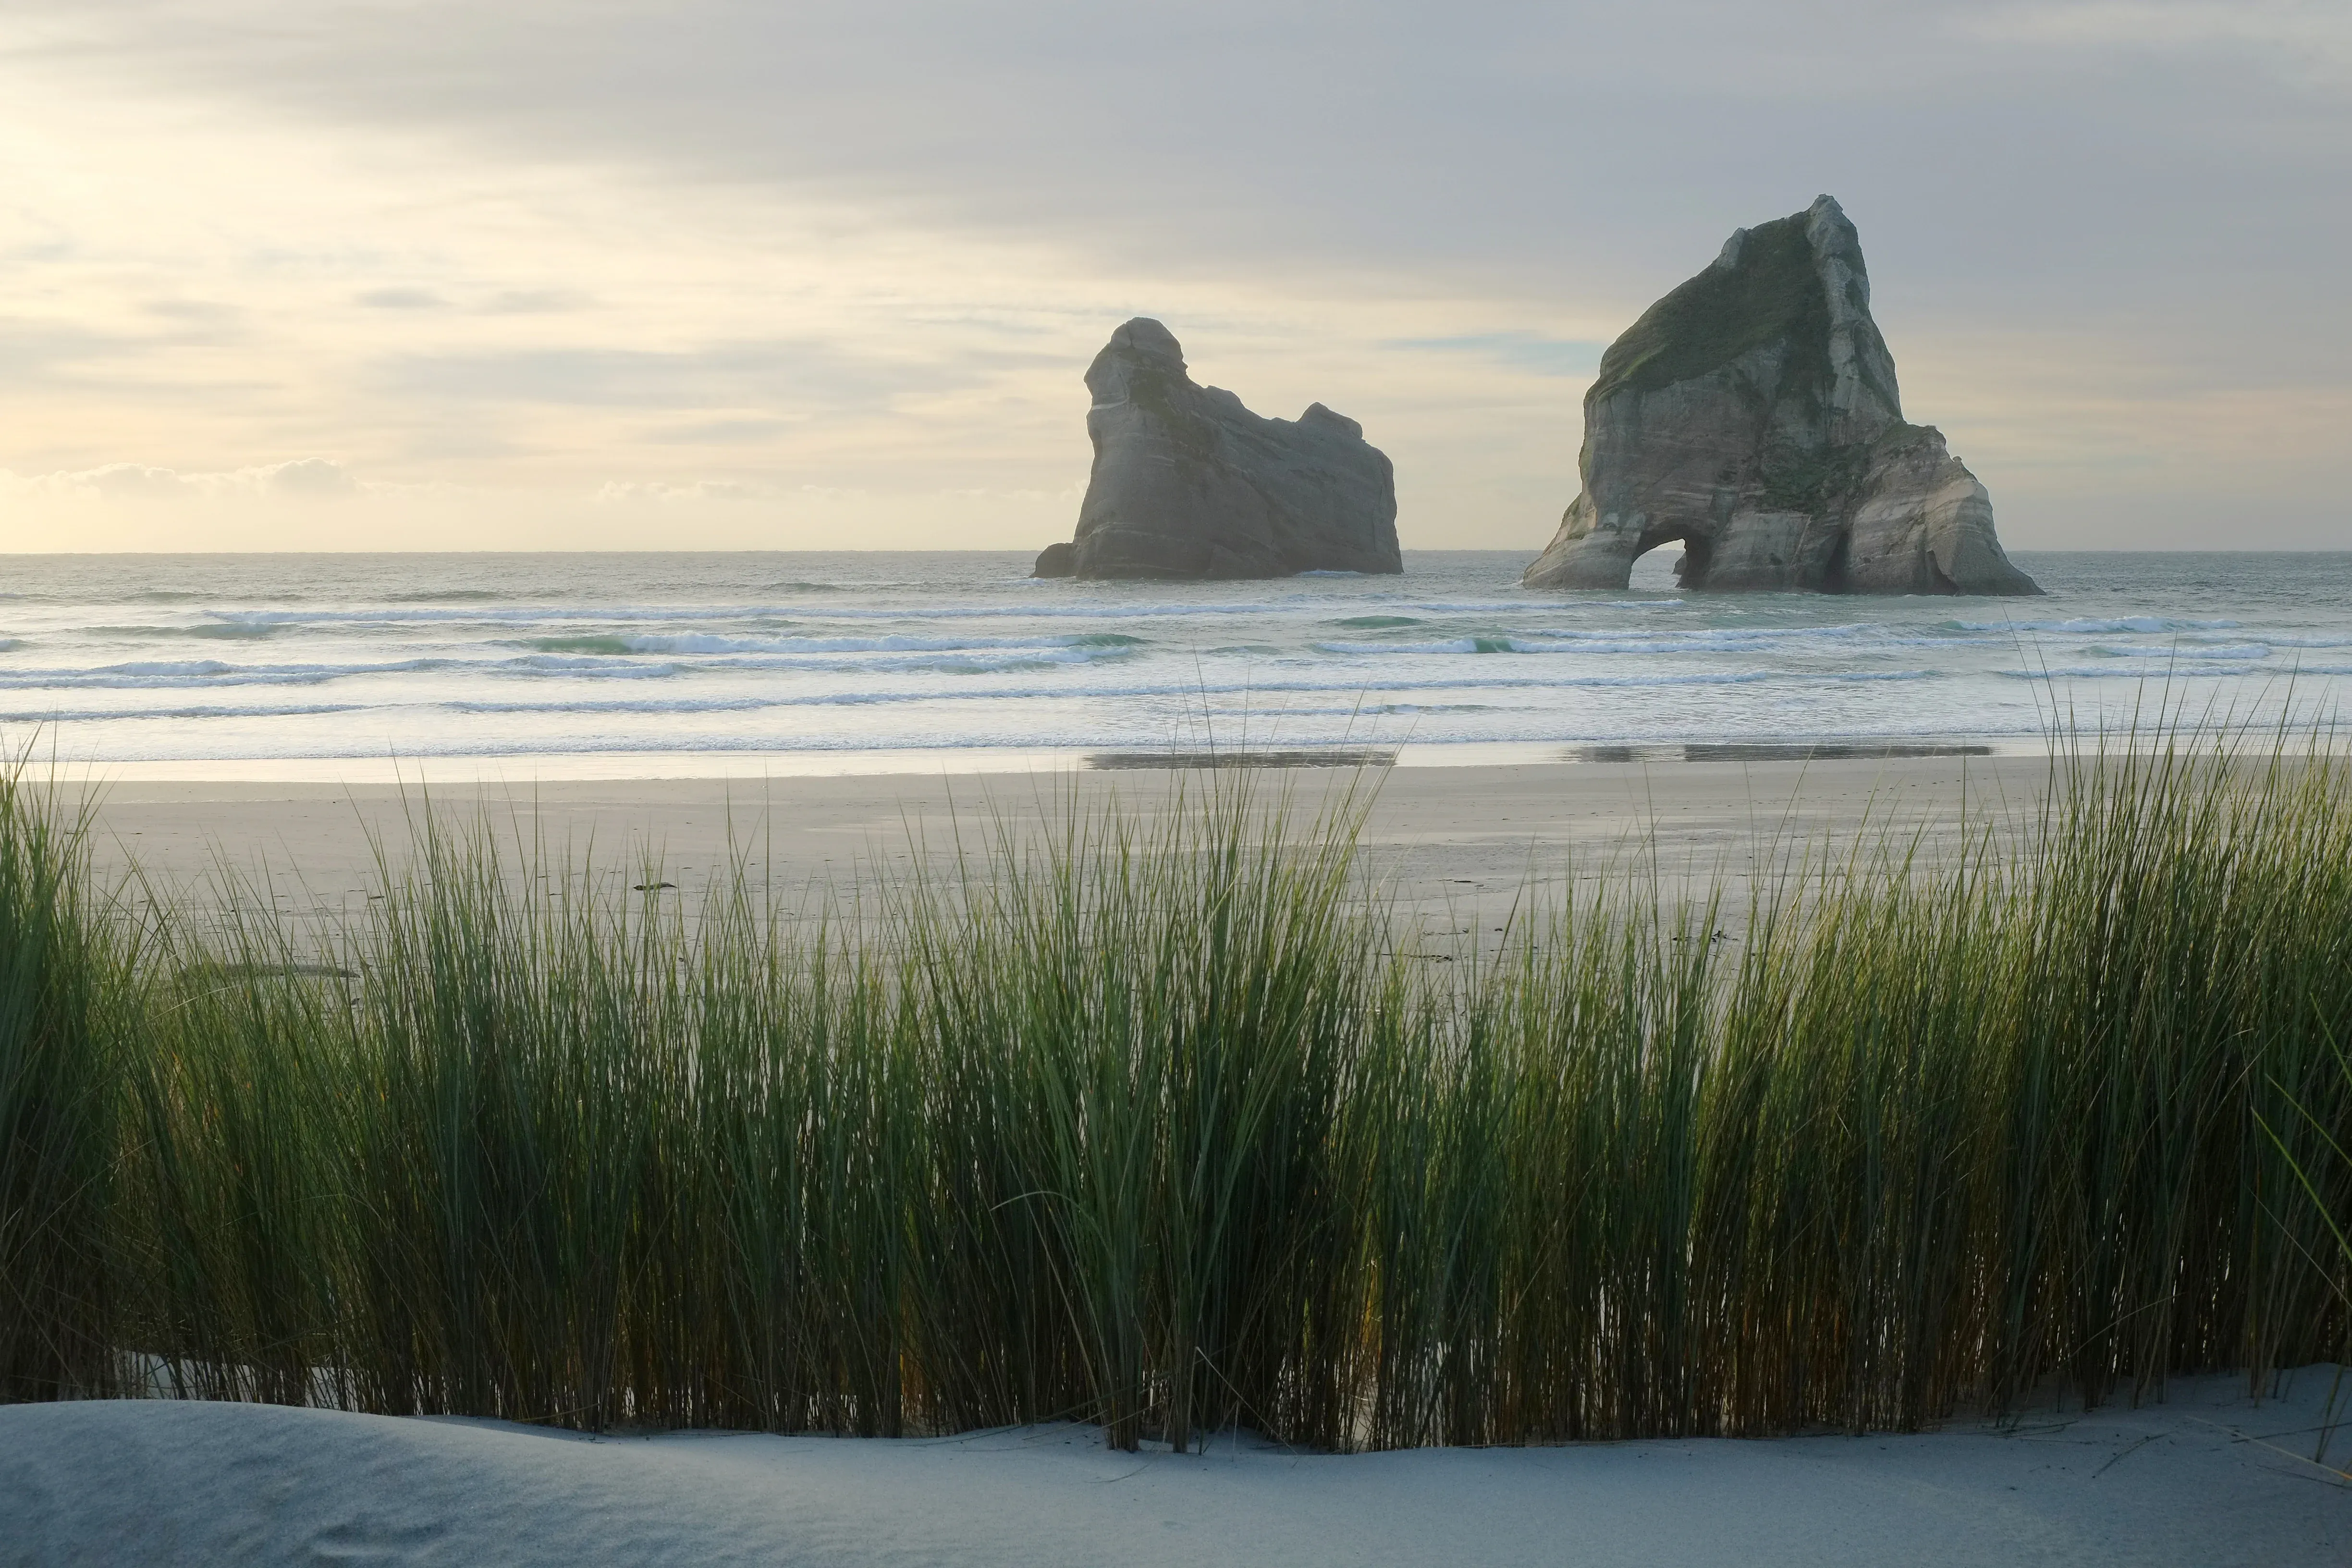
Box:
1523;196;2037;596
1035;318;1401;580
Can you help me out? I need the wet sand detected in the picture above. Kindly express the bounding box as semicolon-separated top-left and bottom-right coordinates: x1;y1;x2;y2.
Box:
66;752;2058;946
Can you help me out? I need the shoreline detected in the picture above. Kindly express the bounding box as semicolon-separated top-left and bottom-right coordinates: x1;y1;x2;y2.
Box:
68;753;2063;928
38;735;2060;785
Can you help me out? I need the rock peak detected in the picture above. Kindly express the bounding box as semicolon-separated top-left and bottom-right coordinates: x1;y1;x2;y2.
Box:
1100;316;1184;370
1523;198;2037;597
1036;321;1400;580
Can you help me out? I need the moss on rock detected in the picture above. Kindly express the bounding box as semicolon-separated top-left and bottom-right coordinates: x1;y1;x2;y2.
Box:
1587;216;1825;404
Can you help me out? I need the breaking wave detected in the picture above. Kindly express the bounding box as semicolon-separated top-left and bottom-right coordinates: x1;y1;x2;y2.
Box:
2;550;2347;762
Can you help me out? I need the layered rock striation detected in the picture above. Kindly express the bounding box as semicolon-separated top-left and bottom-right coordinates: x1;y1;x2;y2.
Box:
1523;196;2037;596
1034;318;1400;580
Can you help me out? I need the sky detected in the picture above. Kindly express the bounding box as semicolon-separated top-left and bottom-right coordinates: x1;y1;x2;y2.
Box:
1;0;2347;555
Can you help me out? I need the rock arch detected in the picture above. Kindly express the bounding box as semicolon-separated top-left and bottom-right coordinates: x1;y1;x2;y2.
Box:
1523;197;2037;597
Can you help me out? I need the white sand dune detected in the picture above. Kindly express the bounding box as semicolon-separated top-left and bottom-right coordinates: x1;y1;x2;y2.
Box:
3;1371;2344;1567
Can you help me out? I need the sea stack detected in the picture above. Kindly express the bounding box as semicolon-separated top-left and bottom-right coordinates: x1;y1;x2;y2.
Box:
1523;196;2038;596
1033;318;1401;580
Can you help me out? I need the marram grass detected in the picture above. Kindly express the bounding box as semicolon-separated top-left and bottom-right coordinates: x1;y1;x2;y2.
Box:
0;737;2346;1450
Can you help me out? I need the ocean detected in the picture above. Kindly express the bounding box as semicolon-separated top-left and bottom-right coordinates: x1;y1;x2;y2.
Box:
1;550;2348;776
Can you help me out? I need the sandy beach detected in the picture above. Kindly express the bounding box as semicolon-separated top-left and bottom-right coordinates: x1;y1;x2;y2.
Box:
69;750;2058;942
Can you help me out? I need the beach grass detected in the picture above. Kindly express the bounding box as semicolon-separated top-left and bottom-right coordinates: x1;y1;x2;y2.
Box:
0;732;2346;1449
0;774;132;1404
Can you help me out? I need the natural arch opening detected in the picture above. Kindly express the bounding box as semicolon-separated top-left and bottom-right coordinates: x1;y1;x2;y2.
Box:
1626;544;1681;592
1627;531;1709;591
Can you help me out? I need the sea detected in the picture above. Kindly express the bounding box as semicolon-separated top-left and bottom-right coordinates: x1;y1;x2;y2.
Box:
1;550;2348;778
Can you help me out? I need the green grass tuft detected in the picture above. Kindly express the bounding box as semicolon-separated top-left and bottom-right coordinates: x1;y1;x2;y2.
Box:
0;734;2346;1447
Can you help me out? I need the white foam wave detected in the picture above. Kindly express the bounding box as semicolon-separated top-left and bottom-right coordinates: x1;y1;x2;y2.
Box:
7;554;2348;764
429;667;1959;718
1958;616;2244;634
612;632;1139;656
2003;663;2352;681
2095;643;2273;661
1316;638;1507;656
503;655;681;675
0;645;1150;693
0;702;368;724
0;658;449;690
1317;628;1899;657
209;596;1563;629
613;648;1137;676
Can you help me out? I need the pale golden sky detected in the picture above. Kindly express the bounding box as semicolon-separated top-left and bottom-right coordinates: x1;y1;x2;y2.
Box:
3;1;2347;553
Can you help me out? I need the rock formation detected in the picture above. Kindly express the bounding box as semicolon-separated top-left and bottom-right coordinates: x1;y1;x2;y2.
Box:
1034;318;1401;580
1523;196;2038;596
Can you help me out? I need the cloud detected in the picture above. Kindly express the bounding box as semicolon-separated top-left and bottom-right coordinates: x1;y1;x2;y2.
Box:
0;0;2346;551
18;1;2344;294
0;321;139;375
81;463;198;499
140;298;242;324
480;288;590;314
1382;333;1605;379
11;0;2343;449
264;456;357;495
1965;2;2352;84
1;458;358;501
649;418;790;444
363;341;943;414
355;286;589;313
354;287;449;310
593;478;768;503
